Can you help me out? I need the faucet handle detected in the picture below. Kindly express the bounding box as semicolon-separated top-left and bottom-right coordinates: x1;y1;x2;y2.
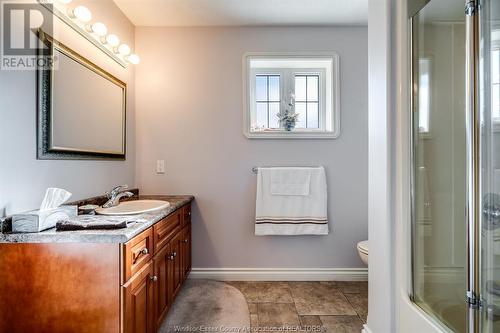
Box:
106;185;129;198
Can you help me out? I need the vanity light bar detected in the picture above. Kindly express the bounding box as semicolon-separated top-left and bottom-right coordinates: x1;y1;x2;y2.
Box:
50;1;140;65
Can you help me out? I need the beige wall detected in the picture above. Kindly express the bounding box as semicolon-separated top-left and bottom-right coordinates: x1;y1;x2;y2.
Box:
0;0;136;216
135;26;368;268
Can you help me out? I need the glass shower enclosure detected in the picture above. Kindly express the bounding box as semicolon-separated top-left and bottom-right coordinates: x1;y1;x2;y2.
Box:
410;0;500;332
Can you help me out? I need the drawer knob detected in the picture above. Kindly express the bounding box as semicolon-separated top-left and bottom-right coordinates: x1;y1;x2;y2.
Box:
188;212;191;216
168;254;174;260
150;275;158;282
173;251;177;257
133;247;149;263
183;239;188;243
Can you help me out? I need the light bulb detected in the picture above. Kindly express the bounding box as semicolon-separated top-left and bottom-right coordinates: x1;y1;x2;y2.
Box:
127;54;140;65
106;34;120;47
90;22;107;37
118;44;131;56
71;6;92;23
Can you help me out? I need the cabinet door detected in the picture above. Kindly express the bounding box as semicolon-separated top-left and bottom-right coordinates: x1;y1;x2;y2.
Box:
182;204;191;227
171;232;183;299
122;261;154;333
186;223;193;277
152;242;172;329
182;225;191;278
180;227;186;281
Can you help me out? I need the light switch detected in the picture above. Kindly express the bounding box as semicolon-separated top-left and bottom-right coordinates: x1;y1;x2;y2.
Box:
156;160;165;174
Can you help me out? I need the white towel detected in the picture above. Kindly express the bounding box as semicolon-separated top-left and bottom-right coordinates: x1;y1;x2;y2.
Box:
255;167;328;235
270;168;311;196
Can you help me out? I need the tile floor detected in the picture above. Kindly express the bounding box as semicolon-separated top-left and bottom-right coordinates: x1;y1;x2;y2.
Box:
227;281;368;333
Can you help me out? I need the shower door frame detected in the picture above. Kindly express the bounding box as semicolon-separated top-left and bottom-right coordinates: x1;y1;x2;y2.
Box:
464;2;481;333
408;0;483;332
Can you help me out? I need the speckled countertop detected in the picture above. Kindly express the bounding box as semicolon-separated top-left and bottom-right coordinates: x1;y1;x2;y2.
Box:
0;195;194;244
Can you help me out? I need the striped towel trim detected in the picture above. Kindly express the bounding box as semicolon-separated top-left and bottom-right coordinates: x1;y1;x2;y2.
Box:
256;217;328;225
256;216;327;220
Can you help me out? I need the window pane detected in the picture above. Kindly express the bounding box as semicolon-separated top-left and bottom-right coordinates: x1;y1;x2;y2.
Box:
256;76;268;101
307;102;319;128
269;76;280;102
269;102;280;129
307;76;319;101
295;102;306;128
256;102;268;129
295;76;307;101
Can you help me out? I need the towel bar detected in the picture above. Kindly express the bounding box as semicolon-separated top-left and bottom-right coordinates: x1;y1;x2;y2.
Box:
251;166;322;174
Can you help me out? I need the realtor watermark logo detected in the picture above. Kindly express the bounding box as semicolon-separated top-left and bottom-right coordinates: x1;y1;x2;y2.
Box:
1;0;54;70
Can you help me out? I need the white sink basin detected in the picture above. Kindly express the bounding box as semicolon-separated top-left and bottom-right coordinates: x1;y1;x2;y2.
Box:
95;200;170;216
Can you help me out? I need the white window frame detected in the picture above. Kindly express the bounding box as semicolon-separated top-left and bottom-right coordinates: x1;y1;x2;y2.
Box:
243;52;340;139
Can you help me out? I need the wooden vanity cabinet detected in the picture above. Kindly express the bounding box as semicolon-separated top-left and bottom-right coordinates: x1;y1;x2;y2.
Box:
122;203;192;333
0;202;192;333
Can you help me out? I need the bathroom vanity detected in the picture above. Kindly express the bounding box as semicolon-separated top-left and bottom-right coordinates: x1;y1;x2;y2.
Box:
0;195;193;333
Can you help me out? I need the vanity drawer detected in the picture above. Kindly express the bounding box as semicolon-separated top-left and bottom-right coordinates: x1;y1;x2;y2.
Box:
182;205;191;226
153;211;181;253
122;228;153;283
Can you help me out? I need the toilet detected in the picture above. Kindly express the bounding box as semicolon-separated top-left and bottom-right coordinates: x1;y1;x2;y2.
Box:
357;240;368;265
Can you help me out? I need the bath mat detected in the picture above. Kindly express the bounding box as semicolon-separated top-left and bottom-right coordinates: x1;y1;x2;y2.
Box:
159;279;250;333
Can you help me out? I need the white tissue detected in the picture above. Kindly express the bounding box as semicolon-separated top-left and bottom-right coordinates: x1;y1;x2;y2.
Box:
39;188;72;212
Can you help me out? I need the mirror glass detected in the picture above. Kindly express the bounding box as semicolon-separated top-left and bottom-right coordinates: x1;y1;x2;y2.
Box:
38;31;126;160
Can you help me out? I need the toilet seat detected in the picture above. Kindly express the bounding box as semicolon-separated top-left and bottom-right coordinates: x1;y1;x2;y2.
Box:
357;240;368;254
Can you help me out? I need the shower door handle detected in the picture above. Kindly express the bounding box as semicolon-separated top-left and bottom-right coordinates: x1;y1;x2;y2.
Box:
482;193;500;230
483;207;500;219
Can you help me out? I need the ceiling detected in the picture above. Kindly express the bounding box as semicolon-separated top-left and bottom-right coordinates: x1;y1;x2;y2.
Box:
112;0;368;27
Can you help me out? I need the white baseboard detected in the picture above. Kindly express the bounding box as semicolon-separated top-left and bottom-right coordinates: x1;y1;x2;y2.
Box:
189;267;368;281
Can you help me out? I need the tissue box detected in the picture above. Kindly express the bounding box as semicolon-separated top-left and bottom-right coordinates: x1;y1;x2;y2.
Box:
12;206;78;233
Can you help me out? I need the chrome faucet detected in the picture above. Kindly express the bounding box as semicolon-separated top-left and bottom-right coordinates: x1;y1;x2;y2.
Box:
102;185;134;208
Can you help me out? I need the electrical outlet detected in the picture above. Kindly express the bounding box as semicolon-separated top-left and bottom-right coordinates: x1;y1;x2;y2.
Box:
156;160;165;174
